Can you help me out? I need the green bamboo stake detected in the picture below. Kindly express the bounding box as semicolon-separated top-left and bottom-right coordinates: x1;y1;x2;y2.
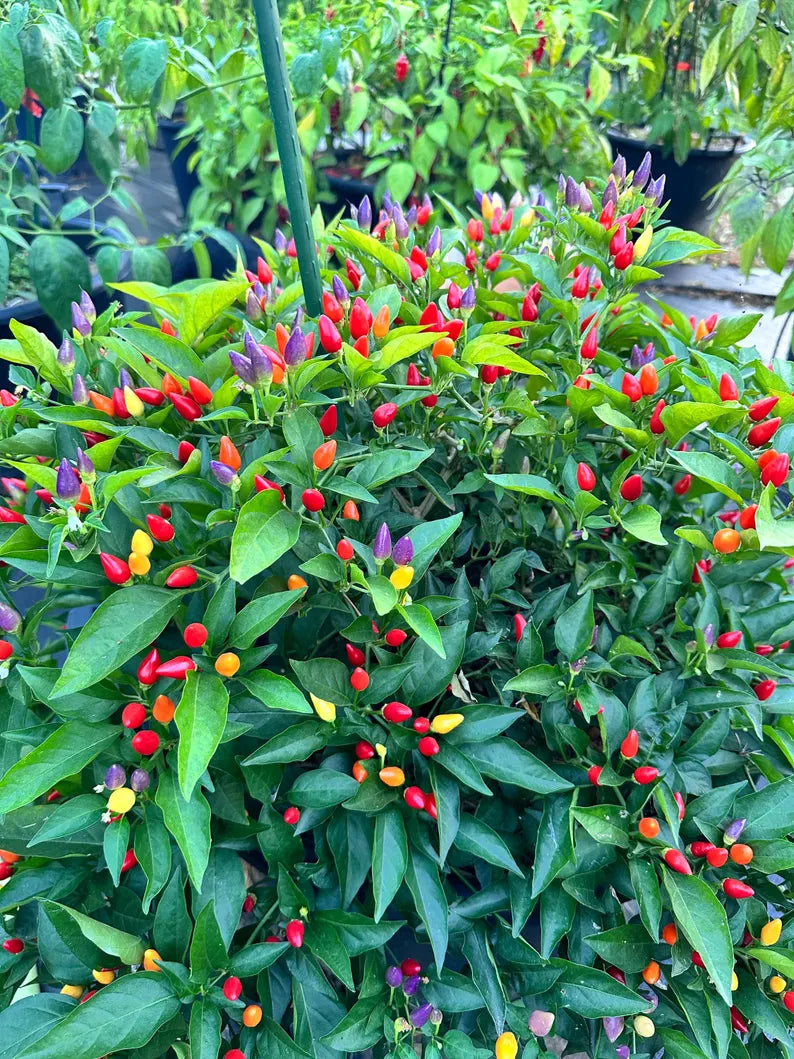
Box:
250;0;323;316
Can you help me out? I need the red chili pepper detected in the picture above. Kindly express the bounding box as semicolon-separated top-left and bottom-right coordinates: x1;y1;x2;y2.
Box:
177;441;196;464
383;701;412;723
345;259;361;289
254;476;285;501
424;793;438;819
613;243;634;270
2;938;24;954
349;297;373;340
318;315;342;353
322;291;344;323
605;965;626;985
0;390;19;407
137;648;160;685
621;373;642;402
484;251;501;272
131;730;160;755
135;387;165;406
286;919;305;948
576;463;596;491
345;643;365;667
761;453;789;487
169;393;202;421
480;365;499;385
633;765;658;784
223;977;243;1001
160;320;177;337
166;566;198;588
723;878;754;899
155;656;197;680
619;475;643;502
0;863;15;880
514;614;527;642
355;740;375;760
283;806;300;825
691;950;705;967
188;377;213;405
146;514;175;542
673;791;686;820
620;729;639;758
599;202;615;228
302;489;325;512
673;474;692;496
418;736;440;756
336;539;354;561
706;847;729;867
717;630;742;648
580;327;598;360
121;702;147;729
404;786;426;810
35;488;53;505
719;374;739;401
350;667;369;691
748;417;781;447
587;764;602;785
571;270;589;299
121;849;138;873
385;629;407;648
664;848;692;874
783;992;794;1014
372;403;398;429
413;717;430;733
690;840;716;857
112;388;131;420
0;507;25;524
100;553;131;585
754;679;776;701
748;395;778;421
184;623;208;648
318;405;337;436
0;641;12;661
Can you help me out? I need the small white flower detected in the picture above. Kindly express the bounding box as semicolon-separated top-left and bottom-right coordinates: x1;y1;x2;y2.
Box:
94;784;105;794
101;810;112;823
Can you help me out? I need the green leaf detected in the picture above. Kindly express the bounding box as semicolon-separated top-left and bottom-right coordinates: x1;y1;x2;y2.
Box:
617;504;667;546
485;473;563;503
670;449;745;504
532;793;574;897
348;448;433;490
550;959;648;1017
28;236;91;332
229;941;289;976
367;574;398;616
53;586;181;697
658;1028;712;1059
103;815;129;886
405;848;448;969
554;590;594;659
745;946;794;978
29;793;105;845
454;814;522;876
462;739;572;794
401;621;467;706
756;482;794;550
0;721;117;814
461;923;506;1033
503;664;560;696
572;804;630;848
40;901;145;965
664;869;733;1003
155;768;211;890
239;671;312;714
189;900;227;980
189;997;221;1059
373;807;408;921
338;225;411;284
306;918;354;989
228;588;304;648
0;995;75;1059
320;994;386;1051
108;326;204;383
134;804;172;913
584;923;656;973
16;974;181;1059
397;603;445;657
406;513;462;579
288;768;360;808
39;106;84;174
175;670;229;799
242;720;327;766
0;22;24;110
121;38;168;102
731;0;760;47
154;868;192;963
629;858;662;940
659;402;744;446
736;775;794;838
229;489;301;584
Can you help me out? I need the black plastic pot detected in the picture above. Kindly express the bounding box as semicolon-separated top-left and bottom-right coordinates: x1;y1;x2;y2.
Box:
607;130;743;232
158;117;200;216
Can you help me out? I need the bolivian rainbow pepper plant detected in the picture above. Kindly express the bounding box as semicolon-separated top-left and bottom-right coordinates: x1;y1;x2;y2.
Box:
3;160;794;1059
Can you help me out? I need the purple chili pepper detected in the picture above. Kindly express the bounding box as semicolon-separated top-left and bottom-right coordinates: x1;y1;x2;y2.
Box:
243;331;261;360
565;176;580;208
633;151;652;190
703;623;715;648
249;345;274;384
410;1003;433;1029
385;966;403;987
246;289;263;321
382;191;393;212
393;204;409;240
211;461;237;486
651;174;666;206
71;302;91;337
130;768;150;792
372;522;392;561
56;459;80;502
75;448;94;478
229;351;257;386
80;290;96;322
405;204;417;227
579;183;592;213
535;191;546;208
557;174;566;197
629;344;644;370
104;763;127;790
611;153;626;184
357;195;372;230
460;283;476;313
57;336;74;367
274;229;287;253
392;535;413;566
72;374;89;405
0;603;21;634
283;326;306;368
402;974;420;996
616;1047;631;1059
473;189;483;207
332;275;349;305
724;818;746;843
426;225;442;257
602;179;618;208
603;1016;624;1043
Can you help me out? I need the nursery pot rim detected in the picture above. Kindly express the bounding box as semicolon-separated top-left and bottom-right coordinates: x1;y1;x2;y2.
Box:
607;126;751;161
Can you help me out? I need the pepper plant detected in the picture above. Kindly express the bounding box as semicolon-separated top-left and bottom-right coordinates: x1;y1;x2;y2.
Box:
3;160;794;1059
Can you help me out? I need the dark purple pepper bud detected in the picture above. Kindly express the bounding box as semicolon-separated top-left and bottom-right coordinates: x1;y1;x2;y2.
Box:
565;176;580;208
252;280;266;300
130;768;150;792
246;289;263;321
249;345;273;384
71;303;91;337
75;448;94;478
535;191;546;208
602;179;618;208
358;196;372;229
243;332;260;360
385;965;403;987
579;183;592;213
229;351;256;386
460;283;476;314
283;326;306;368
422;193;432;211
119;368;133;390
723;818;746;843
611;153;626;184
616;1047;630;1059
373;522;392;561
402;974;420;996
393;204;409;240
104;763;127;790
292;306;305;328
629;344;643;369
703;623;715;648
410;1003;433;1028
392;535;413;566
72;374;89;405
427;225;442;257
651;174;666;206
332;275;348;304
405;204;417;227
557;174;566;197
57;336;74;367
382;191;393;212
603;1016;623;1042
56;459;80;502
211;461;237;486
633;151;652;190
80;290;96;322
473;189;483;207
0;603;21;634
274;229;287;253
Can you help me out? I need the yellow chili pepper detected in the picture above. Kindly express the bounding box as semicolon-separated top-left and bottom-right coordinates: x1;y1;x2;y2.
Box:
481;193;494;220
131;530;153;556
128;552;151;577
124;386;145;418
310;693;336;723
495;1031;518;1059
731;971;739;991
633;226;654;261
379;767;405;787
770;975;787;993
143;948;162;972
761;918;782;946
107;787;136;814
390;566;414;590
60;984;84;998
634;1015;655;1038
92;968;115;984
431;713;464;735
373;306;390;339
